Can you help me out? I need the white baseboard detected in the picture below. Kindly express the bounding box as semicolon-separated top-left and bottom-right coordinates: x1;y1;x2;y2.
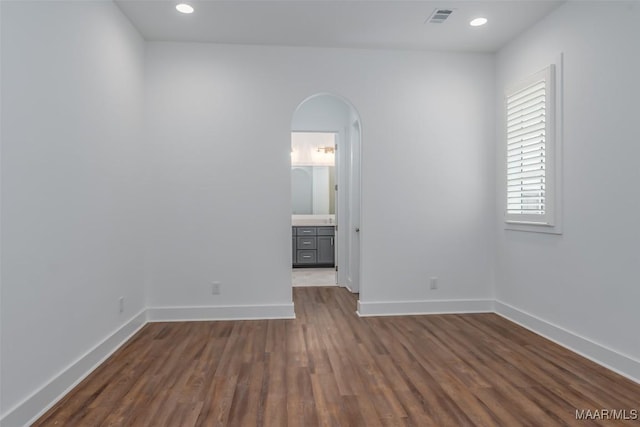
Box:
1;310;147;427
356;299;494;317
495;300;640;384
147;303;296;322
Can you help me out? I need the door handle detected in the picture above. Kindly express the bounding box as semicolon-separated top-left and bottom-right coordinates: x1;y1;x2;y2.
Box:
355;227;360;233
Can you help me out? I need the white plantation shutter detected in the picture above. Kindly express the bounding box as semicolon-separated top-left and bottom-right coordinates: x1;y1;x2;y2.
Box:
505;65;555;225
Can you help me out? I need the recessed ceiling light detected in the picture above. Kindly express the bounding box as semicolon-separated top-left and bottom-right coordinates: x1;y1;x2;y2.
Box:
470;17;488;27
176;3;194;14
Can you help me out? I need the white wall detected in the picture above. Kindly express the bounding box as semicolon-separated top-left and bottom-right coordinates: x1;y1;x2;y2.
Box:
145;43;495;315
495;1;640;379
1;1;146;423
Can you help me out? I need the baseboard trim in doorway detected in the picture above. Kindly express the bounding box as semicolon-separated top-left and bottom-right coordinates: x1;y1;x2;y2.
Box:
1;309;147;427
147;303;296;322
356;299;494;317
345;285;357;293
495;300;640;384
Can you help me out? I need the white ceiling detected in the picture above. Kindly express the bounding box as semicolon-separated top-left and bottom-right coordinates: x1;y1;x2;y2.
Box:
115;0;563;53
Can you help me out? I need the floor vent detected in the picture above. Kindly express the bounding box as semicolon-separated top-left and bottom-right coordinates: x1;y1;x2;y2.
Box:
427;9;453;24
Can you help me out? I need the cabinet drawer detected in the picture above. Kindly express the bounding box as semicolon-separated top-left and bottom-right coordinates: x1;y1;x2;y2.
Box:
297;237;317;249
296;227;316;236
316;226;335;236
297;250;317;264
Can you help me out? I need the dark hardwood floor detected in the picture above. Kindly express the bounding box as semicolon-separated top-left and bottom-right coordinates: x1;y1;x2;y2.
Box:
34;287;640;426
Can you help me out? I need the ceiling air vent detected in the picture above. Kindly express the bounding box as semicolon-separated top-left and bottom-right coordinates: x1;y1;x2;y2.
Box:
427;9;453;24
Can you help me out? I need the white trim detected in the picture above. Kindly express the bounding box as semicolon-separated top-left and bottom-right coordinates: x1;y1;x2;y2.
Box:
147;303;295;322
504;221;562;234
495;300;640;384
356;299;494;317
1;310;147;427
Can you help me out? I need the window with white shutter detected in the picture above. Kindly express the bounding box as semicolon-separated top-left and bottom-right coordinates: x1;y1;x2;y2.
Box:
505;65;557;227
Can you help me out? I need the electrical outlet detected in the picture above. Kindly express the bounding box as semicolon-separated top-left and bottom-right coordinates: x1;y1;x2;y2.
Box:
118;297;125;313
212;282;221;295
430;277;438;290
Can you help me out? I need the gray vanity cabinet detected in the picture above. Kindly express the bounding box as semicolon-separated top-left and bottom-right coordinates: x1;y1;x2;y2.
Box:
317;236;334;265
292;226;334;267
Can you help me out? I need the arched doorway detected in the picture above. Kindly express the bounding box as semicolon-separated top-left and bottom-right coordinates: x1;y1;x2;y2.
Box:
290;93;362;293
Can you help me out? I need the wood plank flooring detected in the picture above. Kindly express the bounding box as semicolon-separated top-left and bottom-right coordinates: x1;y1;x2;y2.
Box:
34;287;640;426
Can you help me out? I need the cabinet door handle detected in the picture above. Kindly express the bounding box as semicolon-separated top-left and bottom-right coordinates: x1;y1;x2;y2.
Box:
303;241;311;245
330;237;334;246
303;255;311;258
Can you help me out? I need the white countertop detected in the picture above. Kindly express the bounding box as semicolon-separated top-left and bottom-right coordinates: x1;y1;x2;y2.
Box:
292;219;335;227
292;215;335;227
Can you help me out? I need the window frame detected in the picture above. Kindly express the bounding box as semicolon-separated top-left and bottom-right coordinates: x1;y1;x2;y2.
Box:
503;60;562;234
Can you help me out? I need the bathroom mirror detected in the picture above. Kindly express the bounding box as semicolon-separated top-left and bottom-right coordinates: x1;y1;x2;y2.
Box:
291;132;336;215
291;166;335;214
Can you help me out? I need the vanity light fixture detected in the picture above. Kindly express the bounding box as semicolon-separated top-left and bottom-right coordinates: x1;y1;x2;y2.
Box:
176;3;194;14
316;146;335;154
469;17;488;27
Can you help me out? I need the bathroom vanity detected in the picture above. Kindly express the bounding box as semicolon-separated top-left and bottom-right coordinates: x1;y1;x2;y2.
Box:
292;225;335;267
